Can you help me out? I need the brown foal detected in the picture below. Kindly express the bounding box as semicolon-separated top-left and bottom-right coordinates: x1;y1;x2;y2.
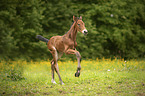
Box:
36;16;88;85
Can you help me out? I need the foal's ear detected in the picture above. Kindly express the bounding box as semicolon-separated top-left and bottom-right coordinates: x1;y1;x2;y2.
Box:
79;16;82;20
73;16;77;21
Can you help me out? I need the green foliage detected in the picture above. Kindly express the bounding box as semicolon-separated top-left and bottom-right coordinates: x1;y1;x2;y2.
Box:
80;0;145;58
7;66;25;81
0;0;16;57
0;0;144;59
1;61;25;81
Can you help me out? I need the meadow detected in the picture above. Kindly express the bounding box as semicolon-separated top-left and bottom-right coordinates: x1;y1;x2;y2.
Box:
0;58;145;96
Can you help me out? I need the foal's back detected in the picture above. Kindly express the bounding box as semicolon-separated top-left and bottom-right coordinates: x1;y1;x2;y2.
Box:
47;36;65;53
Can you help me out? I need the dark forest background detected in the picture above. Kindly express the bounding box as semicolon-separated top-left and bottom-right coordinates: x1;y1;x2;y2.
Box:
0;0;145;60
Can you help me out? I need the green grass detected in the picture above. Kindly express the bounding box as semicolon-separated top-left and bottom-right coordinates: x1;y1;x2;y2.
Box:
0;59;145;96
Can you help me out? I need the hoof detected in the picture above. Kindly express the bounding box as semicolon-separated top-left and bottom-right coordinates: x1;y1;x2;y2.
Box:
75;71;80;77
51;80;57;84
60;82;64;85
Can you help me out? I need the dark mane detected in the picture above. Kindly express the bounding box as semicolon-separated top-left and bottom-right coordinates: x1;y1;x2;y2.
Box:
65;17;80;34
65;21;74;34
77;17;80;20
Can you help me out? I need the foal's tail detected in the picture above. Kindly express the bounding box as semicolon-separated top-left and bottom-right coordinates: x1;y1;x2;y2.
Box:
36;35;49;43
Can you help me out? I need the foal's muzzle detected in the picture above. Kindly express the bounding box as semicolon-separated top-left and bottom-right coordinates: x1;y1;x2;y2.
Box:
82;29;88;35
84;31;88;35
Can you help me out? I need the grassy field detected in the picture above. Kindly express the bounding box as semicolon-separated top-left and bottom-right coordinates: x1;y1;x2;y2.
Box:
0;58;145;96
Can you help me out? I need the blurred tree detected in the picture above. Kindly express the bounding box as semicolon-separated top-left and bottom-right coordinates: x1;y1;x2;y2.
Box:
13;0;45;59
42;0;79;36
82;0;145;58
0;0;18;58
0;0;144;60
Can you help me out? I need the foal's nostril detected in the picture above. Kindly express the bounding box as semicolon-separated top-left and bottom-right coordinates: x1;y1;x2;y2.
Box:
84;31;87;34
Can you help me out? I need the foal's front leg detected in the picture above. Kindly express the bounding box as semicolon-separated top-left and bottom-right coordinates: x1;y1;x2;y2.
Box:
65;49;81;77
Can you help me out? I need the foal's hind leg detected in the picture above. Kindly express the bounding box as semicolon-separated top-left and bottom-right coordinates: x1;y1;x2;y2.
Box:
54;52;64;85
51;59;56;84
51;48;64;85
54;62;64;85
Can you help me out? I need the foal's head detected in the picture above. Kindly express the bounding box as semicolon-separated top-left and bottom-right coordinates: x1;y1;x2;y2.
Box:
73;16;88;35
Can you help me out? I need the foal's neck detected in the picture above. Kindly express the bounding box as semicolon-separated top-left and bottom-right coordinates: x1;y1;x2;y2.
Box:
65;22;77;41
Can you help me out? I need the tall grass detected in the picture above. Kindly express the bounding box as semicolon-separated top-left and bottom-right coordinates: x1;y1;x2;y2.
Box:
0;58;145;95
